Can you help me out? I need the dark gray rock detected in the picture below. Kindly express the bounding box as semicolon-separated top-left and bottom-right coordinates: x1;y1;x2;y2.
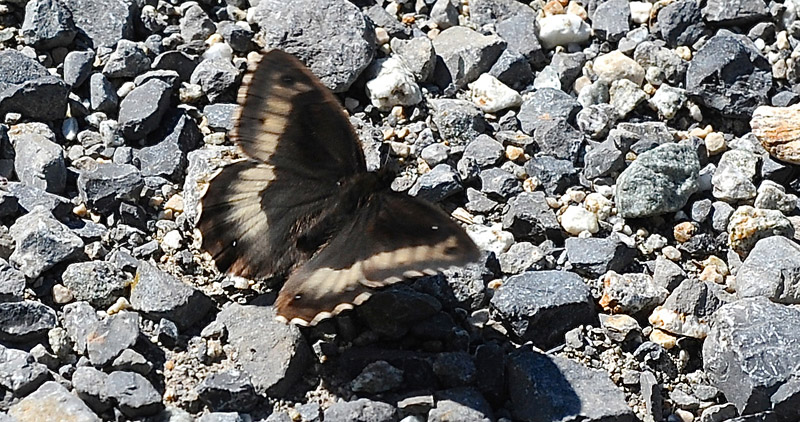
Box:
156;318;178;348
735;236;800;303
507;349;636;422
21;0;77;49
496;13;545;67
139;110;202;180
63;50;95;87
576;103;616;139
432;26;506;89
9;210;84;279
7;381;99;421
609;122;674;154
89;73;118;113
180;4;215;43
0;190;17;220
463;135;504;168
430;0;459;29
152;51;199;81
479;167;521;200
252;0;375;93
71;366;111;413
364;4;410;39
408;163;462;203
77;162;143;213
217;21;254;53
465;187;498;214
130;261;213;330
13;132;66;194
712;201;735;232
566;236;636;277
583;140;625;179
491;270;595;348
0;259;25;301
591;0;630;42
0;51;69;121
63;0;136;47
86;311;139;366
532;119;585;163
203;103;239;132
488;49;534;91
197;370;258;412
102;40;151;79
652;256;686;291
420;143;449;167
105;371;163;417
703;297;800;414
433;352;476;387
429;388;493;422
550;52;586;91
502;191;560;242
469;0;533;26
323;398;397;422
616;143;700;218
0;301;57;343
62;261;126;307
725;413;779;422
685;30;772;119
358;287;442;338
600;272;668;315
634;42;688;86
703;0;768;25
350;360;403;394
428;99;486;148
390;37;435;82
772;375;800;421
518;88;581;135
190;59;240;103
216;303;311;396
499;242;542;274
118;79;173;140
657;0;705;47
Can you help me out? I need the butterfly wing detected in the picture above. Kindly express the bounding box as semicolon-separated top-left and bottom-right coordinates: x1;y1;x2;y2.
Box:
274;192;481;326
198;49;367;279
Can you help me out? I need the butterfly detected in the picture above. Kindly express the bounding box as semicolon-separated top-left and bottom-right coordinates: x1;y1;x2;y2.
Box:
197;49;480;326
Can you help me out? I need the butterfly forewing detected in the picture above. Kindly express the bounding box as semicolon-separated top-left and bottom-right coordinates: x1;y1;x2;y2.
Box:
275;192;481;326
198;50;367;279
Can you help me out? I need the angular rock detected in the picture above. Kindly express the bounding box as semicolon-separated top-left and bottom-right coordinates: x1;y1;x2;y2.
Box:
72;366;111;413
657;0;705;47
252;0;374;92
703;0;767;25
62;261;126;307
102;40;151;79
197;370;258;412
8;381;99;421
685;30;772;119
350;361;404;394
190;59;240;103
63;50;95;87
0;51;69;121
86;311;139;366
599;271;668;315
130;261;213;329
479;167;521;200
390;37;435;83
408;163;462;203
489;49;534;91
9;210;84;279
428;99;486;148
89;73;118;113
323;398;397;422
152;51;199;81
429;388;493;422
712;149;759;202
105;371;163;417
491;270;595;348
365;57;422;111
180;4;215;43
518;88;581;135
0;301;57;343
703;297;800;414
216;303;311;396
13;132;66;194
0;259;25;301
139;110;202;180
118;79;173;140
357;286;442;338
728;206;794;256
203;103;239;132
583;140;625;179
616;143;700;218
63;0;136;47
649;278;729;339
591;0;630;42
495;12;545;67
77;162;143;213
565;236;636;277
433;352;477;388
507;349;636;422
532;119;585;163
735;236;800;303
432;26;506;89
21;0;77;49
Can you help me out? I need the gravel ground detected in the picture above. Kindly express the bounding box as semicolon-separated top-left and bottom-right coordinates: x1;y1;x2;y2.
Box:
0;0;799;421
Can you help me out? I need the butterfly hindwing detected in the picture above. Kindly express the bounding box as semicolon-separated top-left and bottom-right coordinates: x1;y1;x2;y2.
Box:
198;49;366;279
275;192;481;326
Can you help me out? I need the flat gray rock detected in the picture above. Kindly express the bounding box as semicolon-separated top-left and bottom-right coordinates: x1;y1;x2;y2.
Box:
63;0;137;48
735;236;800;303
0;51;69;121
130;261;213;330
62;261;126;307
9;210;84;279
432;26;506;89
8;381;99;422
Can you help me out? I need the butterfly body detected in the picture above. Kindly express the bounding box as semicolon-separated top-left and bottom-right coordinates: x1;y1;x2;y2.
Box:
198;49;479;326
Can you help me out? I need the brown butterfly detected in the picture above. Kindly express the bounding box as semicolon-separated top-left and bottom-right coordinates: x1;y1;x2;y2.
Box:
197;49;480;326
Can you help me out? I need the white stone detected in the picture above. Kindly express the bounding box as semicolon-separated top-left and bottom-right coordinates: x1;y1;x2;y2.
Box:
648;84;686;120
203;42;234;61
609;78;647;118
533;65;561;90
365;56;422;111
468;74;522;113
649;306;709;339
161;230;183;250
466;223;514;255
560;205;599;235
629;1;652;24
537;14;591;49
584;192;613;220
593;50;645;86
